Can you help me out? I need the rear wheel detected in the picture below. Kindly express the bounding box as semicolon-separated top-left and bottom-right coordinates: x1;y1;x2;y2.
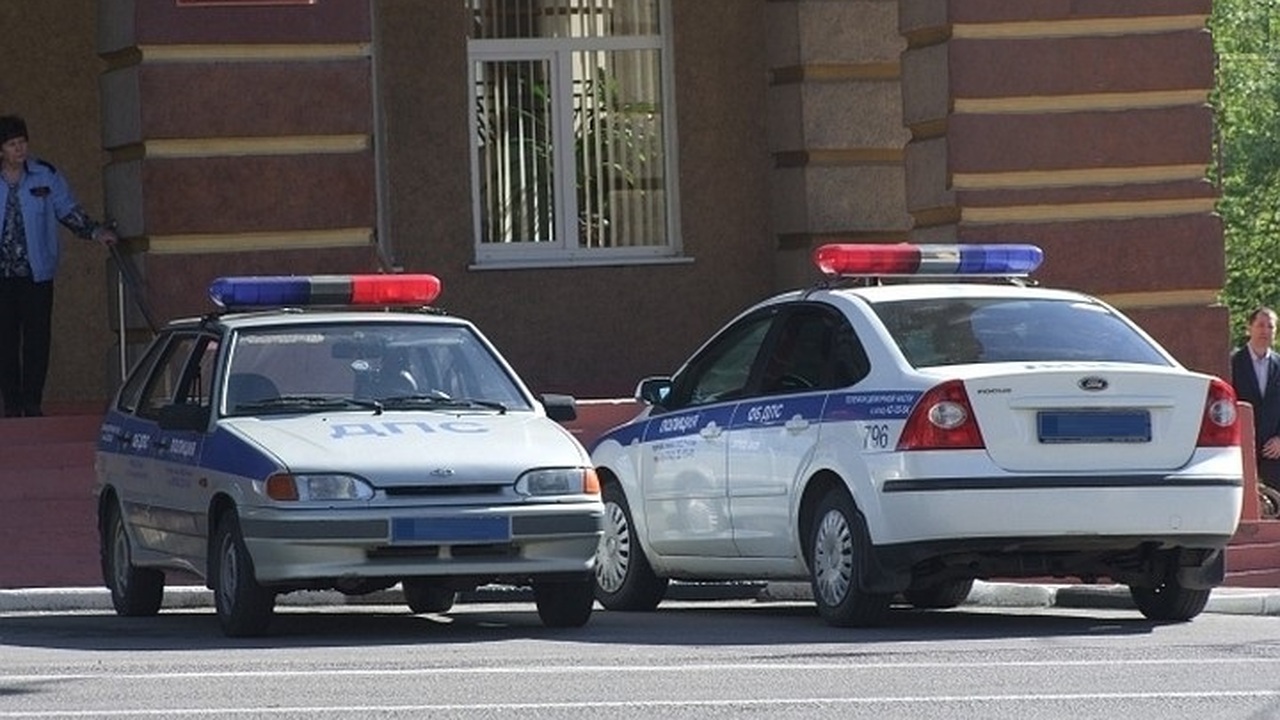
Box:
903;578;974;610
101;501;164;617
1260;484;1280;520
212;511;276;637
1129;577;1211;622
402;579;456;614
594;482;668;611
809;489;892;627
534;578;595;628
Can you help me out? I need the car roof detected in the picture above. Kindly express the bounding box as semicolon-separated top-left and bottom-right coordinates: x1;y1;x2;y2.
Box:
161;308;473;333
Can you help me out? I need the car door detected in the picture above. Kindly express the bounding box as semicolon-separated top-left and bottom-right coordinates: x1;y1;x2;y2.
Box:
639;310;776;557
122;332;218;565
727;304;871;557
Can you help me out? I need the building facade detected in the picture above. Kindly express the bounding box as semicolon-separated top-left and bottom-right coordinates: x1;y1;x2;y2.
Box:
11;0;1225;408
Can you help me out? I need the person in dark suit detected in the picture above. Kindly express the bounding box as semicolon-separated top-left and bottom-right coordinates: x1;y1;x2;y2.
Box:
1231;306;1280;489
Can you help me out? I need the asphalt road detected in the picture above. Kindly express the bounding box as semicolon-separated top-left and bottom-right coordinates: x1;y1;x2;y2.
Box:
2;598;1280;719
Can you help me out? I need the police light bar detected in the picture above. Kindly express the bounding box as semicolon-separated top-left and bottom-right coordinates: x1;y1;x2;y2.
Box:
209;274;443;309
812;243;1043;278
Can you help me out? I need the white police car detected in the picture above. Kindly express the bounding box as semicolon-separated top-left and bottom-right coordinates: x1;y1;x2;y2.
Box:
95;274;603;636
591;244;1244;626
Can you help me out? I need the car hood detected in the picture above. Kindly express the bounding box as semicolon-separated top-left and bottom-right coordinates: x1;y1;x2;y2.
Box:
219;410;589;484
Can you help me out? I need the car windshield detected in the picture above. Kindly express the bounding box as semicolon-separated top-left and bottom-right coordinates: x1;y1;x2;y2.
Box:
870;297;1173;368
222;322;532;416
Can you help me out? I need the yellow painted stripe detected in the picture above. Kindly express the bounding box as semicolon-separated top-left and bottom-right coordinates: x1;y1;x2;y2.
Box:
143;135;369;159
140;43;370;63
953;164;1207;190
962;197;1217;224
954;89;1208;115
1098;289;1220;310
952;15;1207;40
148;228;373;255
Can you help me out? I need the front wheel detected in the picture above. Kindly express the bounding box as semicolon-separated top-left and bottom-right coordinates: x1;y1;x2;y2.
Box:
101;501;164;617
402;579;456;614
594;482;668;611
533;578;595;628
1129;578;1211;622
903;578;974;610
809;489;892;627
212;511;276;637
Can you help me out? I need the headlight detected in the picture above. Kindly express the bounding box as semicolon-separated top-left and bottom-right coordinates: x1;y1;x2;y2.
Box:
515;468;600;496
265;473;375;502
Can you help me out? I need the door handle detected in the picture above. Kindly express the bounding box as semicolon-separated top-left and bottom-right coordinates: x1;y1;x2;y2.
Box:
784;416;810;434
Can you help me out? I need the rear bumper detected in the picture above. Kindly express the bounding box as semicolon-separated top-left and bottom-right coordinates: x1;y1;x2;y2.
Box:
874;475;1242;545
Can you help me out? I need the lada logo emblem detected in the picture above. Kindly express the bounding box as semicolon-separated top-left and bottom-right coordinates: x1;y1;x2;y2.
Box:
430;468;455;477
1078;376;1108;392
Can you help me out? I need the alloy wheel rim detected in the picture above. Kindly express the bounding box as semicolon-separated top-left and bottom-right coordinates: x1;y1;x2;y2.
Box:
813;509;853;606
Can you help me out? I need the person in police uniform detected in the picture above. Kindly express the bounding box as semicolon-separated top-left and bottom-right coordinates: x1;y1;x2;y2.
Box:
0;115;116;418
1231;306;1280;490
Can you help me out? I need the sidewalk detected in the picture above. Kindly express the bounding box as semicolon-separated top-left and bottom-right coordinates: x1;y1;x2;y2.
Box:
3;581;1279;616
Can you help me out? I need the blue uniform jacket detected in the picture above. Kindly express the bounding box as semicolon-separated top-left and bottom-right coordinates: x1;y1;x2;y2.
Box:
10;156;100;283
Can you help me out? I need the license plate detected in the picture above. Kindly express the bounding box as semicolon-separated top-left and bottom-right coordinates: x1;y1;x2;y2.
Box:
1037;409;1151;444
391;516;511;544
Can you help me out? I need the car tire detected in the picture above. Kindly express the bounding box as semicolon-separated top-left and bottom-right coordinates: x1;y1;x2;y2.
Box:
101;501;165;617
402;579;456;614
809;489;892;627
533;578;595;628
1129;577;1211;622
594;482;669;611
212;510;277;637
902;578;974;610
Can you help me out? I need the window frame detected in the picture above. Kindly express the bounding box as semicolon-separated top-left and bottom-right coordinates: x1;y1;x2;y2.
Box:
466;1;681;268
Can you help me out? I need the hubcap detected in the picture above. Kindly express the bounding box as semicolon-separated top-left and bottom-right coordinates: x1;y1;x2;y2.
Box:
218;534;238;608
595;501;631;593
111;521;130;592
813;509;853;606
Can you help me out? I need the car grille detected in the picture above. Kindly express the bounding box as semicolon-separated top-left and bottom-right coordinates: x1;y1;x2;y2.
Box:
384;484;506;497
366;543;519;560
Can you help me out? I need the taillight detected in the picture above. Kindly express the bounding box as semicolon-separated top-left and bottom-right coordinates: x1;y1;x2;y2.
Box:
897;379;985;450
1197;377;1239;447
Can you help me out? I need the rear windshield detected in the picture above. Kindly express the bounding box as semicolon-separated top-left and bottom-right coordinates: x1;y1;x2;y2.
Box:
870;297;1173;368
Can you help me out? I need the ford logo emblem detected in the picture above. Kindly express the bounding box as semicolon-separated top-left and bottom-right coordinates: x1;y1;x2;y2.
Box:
1078;376;1108;392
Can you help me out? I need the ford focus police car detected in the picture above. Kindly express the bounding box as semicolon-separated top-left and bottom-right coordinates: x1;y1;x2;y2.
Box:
591;244;1244;627
95;274;603;637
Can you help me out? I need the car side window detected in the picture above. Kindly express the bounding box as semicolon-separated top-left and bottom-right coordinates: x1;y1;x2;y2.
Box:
759;306;870;395
666;311;775;409
115;336;170;414
137;334;217;420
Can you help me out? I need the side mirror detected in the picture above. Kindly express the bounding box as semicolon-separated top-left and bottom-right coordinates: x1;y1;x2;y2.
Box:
540;393;577;423
157;403;210;432
636;376;672;406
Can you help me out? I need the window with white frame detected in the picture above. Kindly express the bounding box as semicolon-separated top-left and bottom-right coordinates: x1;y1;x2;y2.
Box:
468;0;676;265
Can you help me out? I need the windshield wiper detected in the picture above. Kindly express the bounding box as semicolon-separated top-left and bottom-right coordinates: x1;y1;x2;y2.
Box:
379;394;507;414
234;395;385;415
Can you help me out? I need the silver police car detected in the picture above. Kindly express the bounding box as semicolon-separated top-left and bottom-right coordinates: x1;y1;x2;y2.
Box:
96;274;603;636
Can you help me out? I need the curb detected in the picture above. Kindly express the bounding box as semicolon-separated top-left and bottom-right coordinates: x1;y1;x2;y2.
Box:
3;581;1278;616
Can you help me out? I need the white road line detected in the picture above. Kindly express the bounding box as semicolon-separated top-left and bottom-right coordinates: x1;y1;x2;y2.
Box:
3;656;1278;683
3;692;1280;718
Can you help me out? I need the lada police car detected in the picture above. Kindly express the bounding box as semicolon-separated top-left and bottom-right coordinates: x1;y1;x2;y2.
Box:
95;274;603;636
590;244;1244;627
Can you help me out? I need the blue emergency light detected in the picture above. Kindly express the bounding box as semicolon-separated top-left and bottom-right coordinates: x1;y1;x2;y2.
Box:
812;243;1043;278
209;274;443;309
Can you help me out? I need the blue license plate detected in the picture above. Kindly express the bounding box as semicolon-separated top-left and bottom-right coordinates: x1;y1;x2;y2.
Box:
1037;410;1151;444
391;516;511;544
